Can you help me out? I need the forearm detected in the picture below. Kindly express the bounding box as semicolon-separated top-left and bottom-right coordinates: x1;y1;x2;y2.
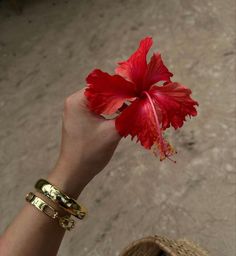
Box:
1;202;65;256
0;167;86;256
0;89;120;256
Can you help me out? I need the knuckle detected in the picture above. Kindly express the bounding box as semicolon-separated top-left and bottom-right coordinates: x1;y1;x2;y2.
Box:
64;96;74;111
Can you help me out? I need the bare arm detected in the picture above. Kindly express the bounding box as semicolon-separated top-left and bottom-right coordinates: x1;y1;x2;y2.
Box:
0;89;120;256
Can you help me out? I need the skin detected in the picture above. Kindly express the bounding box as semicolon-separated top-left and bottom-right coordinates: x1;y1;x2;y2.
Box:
0;89;121;256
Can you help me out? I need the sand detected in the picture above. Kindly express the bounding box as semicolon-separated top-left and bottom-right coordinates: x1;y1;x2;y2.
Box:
0;0;235;255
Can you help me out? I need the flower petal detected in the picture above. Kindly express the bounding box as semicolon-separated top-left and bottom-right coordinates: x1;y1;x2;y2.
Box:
115;97;175;160
115;37;153;90
144;52;173;89
149;83;199;130
85;69;137;115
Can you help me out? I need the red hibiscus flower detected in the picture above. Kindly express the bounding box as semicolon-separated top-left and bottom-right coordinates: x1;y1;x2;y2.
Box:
85;36;198;161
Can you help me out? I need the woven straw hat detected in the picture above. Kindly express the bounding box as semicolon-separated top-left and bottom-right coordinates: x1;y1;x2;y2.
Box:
119;236;209;256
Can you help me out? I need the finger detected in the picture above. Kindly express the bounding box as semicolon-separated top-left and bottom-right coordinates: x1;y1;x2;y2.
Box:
70;88;86;104
70;88;120;123
107;119;122;141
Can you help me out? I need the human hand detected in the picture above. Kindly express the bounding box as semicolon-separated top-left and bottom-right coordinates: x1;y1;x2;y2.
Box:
48;89;121;198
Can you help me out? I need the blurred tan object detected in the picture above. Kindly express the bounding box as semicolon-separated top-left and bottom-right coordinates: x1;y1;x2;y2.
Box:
119;236;209;256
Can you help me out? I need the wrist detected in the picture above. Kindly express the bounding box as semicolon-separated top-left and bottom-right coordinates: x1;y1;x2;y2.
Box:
47;162;89;199
47;172;85;199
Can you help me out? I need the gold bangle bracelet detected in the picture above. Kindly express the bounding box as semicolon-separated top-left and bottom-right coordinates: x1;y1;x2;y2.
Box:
35;179;87;219
25;192;75;231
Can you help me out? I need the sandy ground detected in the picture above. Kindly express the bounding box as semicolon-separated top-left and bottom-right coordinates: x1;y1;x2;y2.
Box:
0;0;235;255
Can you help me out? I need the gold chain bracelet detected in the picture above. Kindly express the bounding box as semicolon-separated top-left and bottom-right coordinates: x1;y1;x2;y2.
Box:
35;179;87;219
25;192;75;231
